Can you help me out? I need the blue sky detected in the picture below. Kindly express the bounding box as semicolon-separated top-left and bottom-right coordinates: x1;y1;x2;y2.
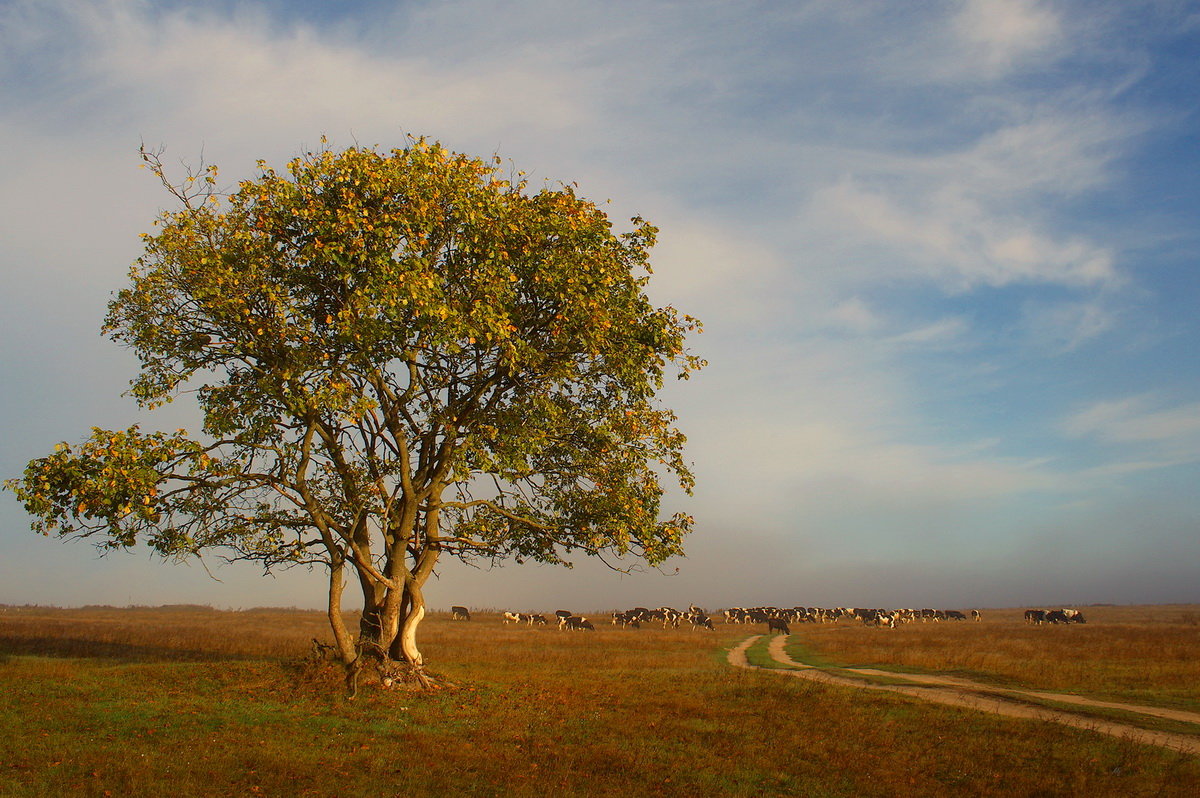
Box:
2;0;1198;612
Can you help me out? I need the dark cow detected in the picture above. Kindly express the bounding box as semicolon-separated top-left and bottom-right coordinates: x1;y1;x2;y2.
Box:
1045;609;1086;624
612;610;641;628
1024;609;1046;625
450;605;471;621
689;613;714;631
766;617;791;635
561;615;594;631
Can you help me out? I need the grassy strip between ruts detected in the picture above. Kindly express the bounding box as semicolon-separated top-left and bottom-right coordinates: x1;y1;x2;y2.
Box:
782;608;1200;712
775;638;1200;739
782;636;1027;688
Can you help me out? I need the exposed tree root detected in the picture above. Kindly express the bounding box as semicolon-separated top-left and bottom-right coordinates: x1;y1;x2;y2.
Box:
339;640;459;698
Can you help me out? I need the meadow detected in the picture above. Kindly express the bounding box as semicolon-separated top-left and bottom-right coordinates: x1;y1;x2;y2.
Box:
2;604;1199;796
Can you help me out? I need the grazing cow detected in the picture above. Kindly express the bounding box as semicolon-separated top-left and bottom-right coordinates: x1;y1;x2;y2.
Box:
529;614;549;626
766;617;791;635
1045;609;1086;624
450;605;471;621
945;610;967;621
1024;609;1046;625
970;609;982;622
561;615;594;631
503;611;522;625
689;613;714;631
658;607;684;629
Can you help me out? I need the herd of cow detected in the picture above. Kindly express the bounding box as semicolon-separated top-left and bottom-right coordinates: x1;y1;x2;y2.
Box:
450;604;1088;631
1024;608;1087;624
492;608;596;630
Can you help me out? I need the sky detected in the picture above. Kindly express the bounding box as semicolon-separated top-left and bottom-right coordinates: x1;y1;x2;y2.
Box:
2;0;1198;613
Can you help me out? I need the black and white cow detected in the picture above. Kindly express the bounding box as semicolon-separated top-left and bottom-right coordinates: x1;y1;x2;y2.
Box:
1024;609;1046;625
450;605;471;621
1045;609;1086;624
611;610;642;628
561;615;594;631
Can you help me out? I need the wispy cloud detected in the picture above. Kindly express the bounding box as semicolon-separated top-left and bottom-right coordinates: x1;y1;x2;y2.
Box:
1019;298;1119;353
1065;396;1200;447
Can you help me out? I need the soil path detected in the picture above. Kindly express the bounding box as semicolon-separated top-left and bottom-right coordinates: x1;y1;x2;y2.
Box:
727;635;1200;757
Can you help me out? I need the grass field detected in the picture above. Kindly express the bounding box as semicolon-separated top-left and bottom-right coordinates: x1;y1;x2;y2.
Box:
783;605;1200;710
2;604;1199;796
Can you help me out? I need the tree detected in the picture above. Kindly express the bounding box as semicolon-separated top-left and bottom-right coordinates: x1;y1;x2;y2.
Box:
6;139;703;689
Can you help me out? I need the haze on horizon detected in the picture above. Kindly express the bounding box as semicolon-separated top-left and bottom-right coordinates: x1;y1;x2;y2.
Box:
2;0;1198;613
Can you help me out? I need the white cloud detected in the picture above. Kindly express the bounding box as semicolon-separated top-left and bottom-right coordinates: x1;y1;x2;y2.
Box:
2;0;600;165
885;0;1063;84
807;178;1117;291
958;114;1126;198
951;0;1063;78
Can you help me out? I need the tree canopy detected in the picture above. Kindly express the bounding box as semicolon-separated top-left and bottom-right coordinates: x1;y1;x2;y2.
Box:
7;139;703;687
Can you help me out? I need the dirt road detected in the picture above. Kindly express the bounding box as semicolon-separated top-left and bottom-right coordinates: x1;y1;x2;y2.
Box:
727;634;1200;756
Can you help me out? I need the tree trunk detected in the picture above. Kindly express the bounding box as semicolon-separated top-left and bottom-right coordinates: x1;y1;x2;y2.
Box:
399;601;425;666
389;586;425;666
326;555;356;664
357;573;386;646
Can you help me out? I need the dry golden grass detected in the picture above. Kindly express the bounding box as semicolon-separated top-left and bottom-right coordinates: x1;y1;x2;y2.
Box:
2;604;1199;796
785;605;1200;709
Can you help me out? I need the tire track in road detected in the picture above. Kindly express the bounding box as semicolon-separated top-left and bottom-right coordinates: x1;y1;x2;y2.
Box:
727;635;1200;757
